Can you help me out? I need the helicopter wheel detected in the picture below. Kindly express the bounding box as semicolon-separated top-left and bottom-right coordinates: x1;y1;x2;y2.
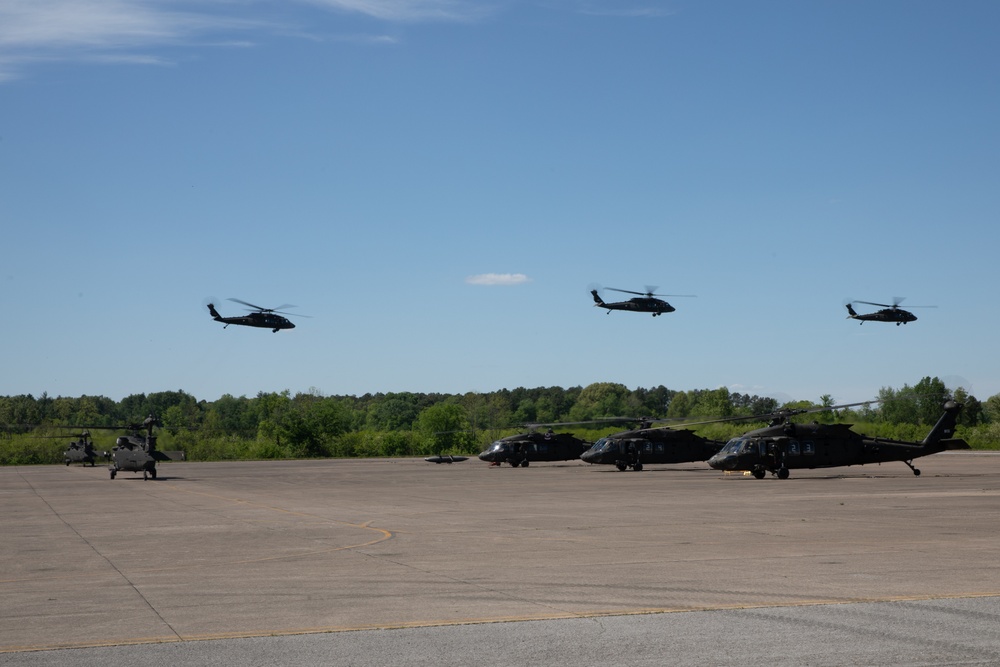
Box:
510;460;519;468
110;469;116;480
521;460;529;468
913;468;921;476
777;468;790;480
150;468;157;480
752;468;766;480
632;462;643;472
616;462;628;472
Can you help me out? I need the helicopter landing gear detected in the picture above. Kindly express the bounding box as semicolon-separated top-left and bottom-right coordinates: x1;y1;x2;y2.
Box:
110;468;117;480
752;467;766;479
616;461;628;471
272;328;279;333
903;459;921;476
777;467;790;479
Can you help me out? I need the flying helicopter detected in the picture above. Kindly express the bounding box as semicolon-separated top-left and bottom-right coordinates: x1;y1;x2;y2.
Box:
845;298;935;325
707;400;969;479
580;421;726;471
207;298;302;332
591;286;695;316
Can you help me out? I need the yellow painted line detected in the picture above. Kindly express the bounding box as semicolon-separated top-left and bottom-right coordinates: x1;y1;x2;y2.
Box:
5;591;1000;654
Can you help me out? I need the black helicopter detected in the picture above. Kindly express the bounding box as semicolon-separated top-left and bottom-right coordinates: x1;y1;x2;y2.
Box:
478;428;595;467
845;298;934;325
581;422;726;471
591;286;695;316
62;431;102;466
707;400;969;479
104;416;174;480
207;298;300;332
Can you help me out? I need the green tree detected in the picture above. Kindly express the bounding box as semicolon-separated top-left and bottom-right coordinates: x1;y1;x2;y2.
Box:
913;377;949;425
568;383;630;421
366;394;420;431
983;393;1000;424
690;388;733;417
415;403;470;455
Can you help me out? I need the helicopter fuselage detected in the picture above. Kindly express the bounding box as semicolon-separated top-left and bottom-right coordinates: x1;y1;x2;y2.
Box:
478;432;591;467
846;305;916;325
581;428;723;471
64;441;98;466
591;290;674;316
707;401;967;478
208;304;294;332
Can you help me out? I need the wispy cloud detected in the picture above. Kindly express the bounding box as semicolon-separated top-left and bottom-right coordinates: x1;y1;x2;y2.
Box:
466;273;531;286
0;0;268;81
305;0;495;22
0;0;489;82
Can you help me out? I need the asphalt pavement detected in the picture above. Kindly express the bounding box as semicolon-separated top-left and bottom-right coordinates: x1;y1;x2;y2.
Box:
2;452;998;665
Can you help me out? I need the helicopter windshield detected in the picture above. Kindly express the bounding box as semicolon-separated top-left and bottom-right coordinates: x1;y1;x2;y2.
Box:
589;438;614;453
487;441;509;453
719;439;756;455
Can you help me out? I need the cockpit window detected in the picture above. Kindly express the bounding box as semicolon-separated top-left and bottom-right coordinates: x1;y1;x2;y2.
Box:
720;439;743;455
590;438;614;453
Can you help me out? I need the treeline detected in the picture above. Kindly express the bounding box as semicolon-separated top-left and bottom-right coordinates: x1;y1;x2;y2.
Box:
1;377;998;465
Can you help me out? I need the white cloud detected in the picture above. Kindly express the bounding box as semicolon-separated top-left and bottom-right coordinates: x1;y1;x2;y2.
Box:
465;273;531;286
305;0;494;22
0;0;483;81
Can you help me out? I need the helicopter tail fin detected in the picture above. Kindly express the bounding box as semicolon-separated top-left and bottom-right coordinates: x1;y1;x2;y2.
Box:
207;303;222;320
591;290;604;306
921;401;963;445
845;303;858;318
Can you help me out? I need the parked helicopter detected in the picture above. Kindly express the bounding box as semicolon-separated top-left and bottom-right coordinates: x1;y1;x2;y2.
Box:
581;422;726;471
845;298;934;325
62;431;102;466
207;298;301;332
707;400;969;479
478;429;593;467
591;286;695;317
101;416;175;480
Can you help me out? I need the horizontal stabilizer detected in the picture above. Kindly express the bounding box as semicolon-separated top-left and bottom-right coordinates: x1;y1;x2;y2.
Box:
155;450;186;461
941;438;971;450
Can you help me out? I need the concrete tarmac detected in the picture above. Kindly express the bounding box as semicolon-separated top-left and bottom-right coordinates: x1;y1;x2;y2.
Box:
2;452;999;663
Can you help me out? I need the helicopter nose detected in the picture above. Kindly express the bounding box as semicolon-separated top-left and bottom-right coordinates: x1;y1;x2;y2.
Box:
707;454;730;470
477;451;493;462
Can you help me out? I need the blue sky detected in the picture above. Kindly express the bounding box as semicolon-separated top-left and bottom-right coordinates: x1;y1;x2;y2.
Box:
1;0;998;406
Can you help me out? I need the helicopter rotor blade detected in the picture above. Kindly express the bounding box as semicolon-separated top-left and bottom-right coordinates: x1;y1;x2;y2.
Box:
228;298;269;311
640;400;881;430
607;287;695;298
854;300;894;309
607;287;648;296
